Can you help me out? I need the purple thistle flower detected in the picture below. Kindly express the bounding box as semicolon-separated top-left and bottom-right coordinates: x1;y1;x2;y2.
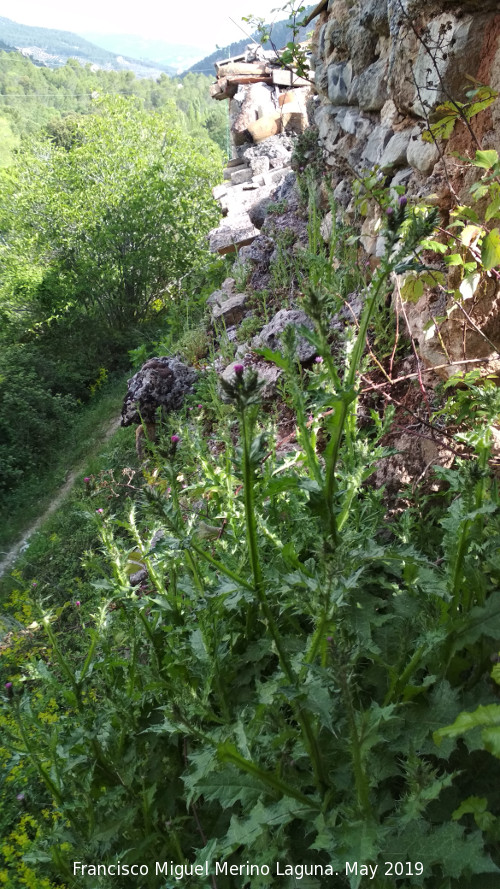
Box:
84;477;91;483
75;600;81;608
314;356;323;364
234;364;244;376
171;435;180;444
398;195;408;208
386;207;394;216
5;682;13;690
96;508;104;514
16;793;25;801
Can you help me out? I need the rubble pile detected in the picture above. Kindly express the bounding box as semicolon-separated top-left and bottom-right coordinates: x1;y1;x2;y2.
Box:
208;45;314;254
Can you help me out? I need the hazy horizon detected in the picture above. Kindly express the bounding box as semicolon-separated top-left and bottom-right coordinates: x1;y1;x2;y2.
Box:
0;0;283;54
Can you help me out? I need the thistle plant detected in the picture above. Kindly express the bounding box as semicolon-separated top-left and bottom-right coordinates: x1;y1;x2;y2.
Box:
3;174;500;889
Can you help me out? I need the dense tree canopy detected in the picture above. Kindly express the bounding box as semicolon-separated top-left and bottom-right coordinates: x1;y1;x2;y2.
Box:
0;94;222;495
0;51;228;152
1;96;221;329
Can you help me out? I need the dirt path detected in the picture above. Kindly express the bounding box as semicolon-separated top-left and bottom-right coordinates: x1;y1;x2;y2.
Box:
0;416;121;580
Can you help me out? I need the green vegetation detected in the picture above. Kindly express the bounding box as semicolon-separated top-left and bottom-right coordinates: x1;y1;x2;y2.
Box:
2;156;500;887
2;28;500;887
0;51;228;150
0;76;223;538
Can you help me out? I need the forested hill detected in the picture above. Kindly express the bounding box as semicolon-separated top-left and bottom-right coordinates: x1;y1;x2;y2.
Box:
0;15;175;77
187;7;314;74
0;52;228;149
0;37;15;53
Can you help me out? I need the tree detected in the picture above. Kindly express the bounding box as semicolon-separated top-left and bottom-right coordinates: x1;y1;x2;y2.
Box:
0;96;222;330
0;116;18;166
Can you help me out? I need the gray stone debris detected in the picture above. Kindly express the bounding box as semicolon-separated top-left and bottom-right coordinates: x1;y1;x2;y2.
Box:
243;134;293;169
252;309;317;363
211;293;248;326
121;357;197;426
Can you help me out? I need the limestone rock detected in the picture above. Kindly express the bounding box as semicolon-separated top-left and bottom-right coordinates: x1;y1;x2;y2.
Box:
360;0;390;36
249;156;270;176
361;124;393;166
407;127;441;174
224;164;246;180
248;194;276;229
312;59;329;96
374;431;454;495
346;21;378;74
322;17;349;59
336;108;373;141
379;130;411;171
220;359;282;400
281;107;308;135
356;58;389;111
389;12;489;117
253;309;317;363
121;357;197;426
212;184;228;200
238;235;275;265
327;62;353;105
398;276;500;380
243;134;293;169
209;212;260;254
231;167;253;185
206;288;226;308
232;82;278;145
389;166;413;197
333;178;353;209
247;113;282;142
212;293;248;326
315;104;341;141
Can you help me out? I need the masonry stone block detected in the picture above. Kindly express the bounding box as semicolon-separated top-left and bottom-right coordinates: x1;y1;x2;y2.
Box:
407;126;441;174
327;62;353;105
379;130;411;170
362;124;393;166
356;58;389;111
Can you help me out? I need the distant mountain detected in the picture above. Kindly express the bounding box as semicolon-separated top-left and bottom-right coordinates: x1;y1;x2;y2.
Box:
81;32;205;74
0;37;15;52
0;16;175;78
187;8;315;76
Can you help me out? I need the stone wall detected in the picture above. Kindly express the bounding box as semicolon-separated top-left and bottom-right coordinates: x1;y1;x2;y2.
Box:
310;0;500;377
312;0;500;224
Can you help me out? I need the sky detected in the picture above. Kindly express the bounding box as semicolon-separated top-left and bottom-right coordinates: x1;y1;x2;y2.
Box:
0;0;284;52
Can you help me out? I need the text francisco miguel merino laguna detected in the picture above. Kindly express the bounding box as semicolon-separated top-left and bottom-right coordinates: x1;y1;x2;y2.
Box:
73;861;385;880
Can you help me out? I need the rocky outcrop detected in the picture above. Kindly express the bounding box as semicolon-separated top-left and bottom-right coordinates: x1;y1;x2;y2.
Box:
121;357;197;427
252;309;317;363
